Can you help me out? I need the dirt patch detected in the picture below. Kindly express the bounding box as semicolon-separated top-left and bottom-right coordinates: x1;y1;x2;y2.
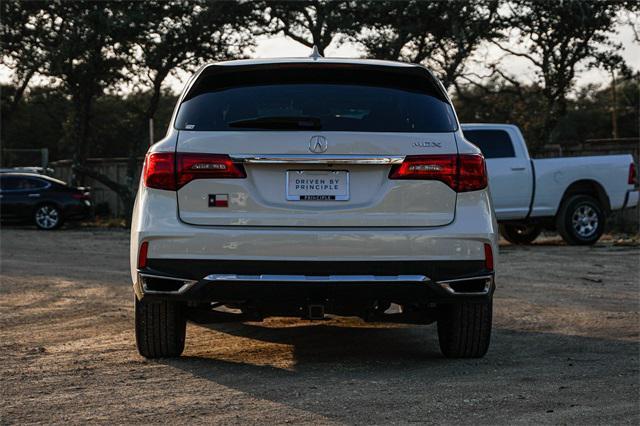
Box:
1;228;639;424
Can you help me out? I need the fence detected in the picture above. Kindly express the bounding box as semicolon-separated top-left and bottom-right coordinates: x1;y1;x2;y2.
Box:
537;137;639;162
49;157;143;217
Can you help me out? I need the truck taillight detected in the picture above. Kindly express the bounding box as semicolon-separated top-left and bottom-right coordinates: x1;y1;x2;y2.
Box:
389;154;487;192
484;243;494;271
142;152;246;190
138;241;149;269
629;163;637;185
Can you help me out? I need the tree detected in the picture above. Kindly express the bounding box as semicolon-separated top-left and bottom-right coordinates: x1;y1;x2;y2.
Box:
125;0;255;193
3;0;144;217
18;1;140;170
494;0;628;147
263;0;358;55
0;1;46;125
355;0;502;89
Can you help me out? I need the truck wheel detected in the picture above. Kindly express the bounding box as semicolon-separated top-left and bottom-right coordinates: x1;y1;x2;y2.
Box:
499;223;541;244
135;297;186;358
556;195;605;245
437;301;492;358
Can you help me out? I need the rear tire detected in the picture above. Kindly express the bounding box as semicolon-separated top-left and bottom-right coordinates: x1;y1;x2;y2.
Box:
556;195;605;245
437;301;492;358
499;223;541;245
135;297;186;358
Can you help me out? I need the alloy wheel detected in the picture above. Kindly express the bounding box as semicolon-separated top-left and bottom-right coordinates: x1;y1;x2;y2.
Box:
571;205;598;238
35;205;60;229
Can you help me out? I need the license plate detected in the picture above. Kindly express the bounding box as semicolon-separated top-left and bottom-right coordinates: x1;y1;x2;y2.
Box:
286;170;349;201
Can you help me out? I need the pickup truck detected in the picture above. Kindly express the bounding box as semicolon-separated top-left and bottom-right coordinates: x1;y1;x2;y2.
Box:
462;123;638;245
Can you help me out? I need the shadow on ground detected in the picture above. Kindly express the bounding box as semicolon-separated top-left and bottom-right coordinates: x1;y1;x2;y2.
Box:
156;321;639;423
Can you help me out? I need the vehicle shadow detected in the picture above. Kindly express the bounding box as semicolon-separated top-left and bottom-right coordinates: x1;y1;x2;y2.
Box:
158;321;639;423
197;320;442;363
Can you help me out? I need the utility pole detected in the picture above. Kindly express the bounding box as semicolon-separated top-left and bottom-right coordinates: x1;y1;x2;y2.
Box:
149;118;155;146
610;70;619;139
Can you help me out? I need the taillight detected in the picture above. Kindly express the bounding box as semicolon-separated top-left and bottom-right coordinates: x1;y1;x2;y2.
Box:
458;154;488;192
484;243;494;271
177;153;245;188
143;152;177;190
142;152;246;190
71;192;90;200
629;163;637;185
389;154;487;192
138;241;149;269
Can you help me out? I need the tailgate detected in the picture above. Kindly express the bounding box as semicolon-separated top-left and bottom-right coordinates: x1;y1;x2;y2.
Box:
176;131;458;227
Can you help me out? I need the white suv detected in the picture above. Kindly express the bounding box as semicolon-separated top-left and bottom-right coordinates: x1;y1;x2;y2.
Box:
131;57;498;359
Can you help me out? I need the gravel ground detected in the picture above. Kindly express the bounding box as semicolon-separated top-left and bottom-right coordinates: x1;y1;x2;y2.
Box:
1;228;639;424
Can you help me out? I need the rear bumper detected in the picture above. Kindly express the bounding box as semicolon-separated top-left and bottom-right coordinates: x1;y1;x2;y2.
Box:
63;200;92;220
134;259;495;305
623;189;639;210
130;188;499;282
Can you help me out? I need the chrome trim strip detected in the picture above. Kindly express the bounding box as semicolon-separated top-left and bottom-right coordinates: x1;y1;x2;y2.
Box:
230;154;405;165
203;274;428;283
139;273;198;295
436;275;493;295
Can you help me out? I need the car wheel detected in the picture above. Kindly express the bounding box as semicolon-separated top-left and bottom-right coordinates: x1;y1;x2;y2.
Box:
556;195;605;246
34;204;63;230
437;301;492;358
499;223;542;245
135;297;186;358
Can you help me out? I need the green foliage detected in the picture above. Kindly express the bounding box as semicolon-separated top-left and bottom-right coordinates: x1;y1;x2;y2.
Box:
1;88;177;160
262;0;359;55
454;75;639;153
1;85;69;159
495;0;628;146
354;0;503;88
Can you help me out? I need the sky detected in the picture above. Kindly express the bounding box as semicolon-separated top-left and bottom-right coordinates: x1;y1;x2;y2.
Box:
164;23;640;94
3;21;638;95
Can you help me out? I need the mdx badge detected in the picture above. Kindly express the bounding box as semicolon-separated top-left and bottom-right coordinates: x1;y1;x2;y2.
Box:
413;141;442;148
309;135;328;153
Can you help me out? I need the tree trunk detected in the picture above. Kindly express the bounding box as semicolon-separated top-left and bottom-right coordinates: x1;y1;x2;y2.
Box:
1;69;36;143
69;93;94;186
73;164;133;219
3;68;35;124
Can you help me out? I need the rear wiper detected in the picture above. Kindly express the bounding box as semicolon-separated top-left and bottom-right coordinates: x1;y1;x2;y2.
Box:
228;116;322;130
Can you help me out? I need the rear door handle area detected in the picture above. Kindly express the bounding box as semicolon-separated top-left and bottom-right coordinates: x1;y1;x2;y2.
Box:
28;193;41;197
511;167;526;171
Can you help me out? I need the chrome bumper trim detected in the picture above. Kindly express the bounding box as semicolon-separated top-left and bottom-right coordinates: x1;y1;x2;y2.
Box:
230;154;405;165
203;274;429;283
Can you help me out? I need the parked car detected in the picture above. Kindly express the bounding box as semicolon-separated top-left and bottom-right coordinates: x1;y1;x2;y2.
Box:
462;124;638;245
0;172;92;229
131;56;498;359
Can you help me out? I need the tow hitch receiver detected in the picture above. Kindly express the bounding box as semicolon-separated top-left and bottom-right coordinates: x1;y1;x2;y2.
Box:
308;304;325;320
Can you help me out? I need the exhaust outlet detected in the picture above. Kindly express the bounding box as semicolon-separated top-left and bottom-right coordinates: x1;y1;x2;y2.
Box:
437;275;493;295
140;273;197;294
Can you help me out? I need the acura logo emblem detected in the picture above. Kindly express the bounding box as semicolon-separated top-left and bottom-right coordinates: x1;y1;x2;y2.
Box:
309;135;328;153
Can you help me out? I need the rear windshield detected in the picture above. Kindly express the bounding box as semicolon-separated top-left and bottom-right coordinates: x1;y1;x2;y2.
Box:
175;66;457;133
